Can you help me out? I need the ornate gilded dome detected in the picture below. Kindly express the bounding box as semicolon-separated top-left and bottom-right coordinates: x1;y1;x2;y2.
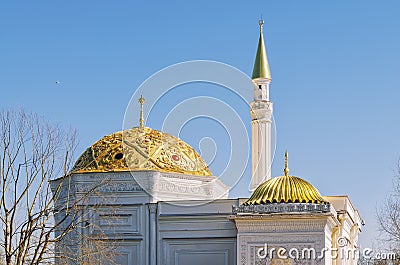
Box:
71;126;212;176
243;175;328;205
243;151;328;206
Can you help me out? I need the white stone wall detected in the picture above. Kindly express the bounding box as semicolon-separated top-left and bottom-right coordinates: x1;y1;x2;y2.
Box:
232;213;338;265
51;171;236;265
231;197;362;265
158;200;238;265
51;173;362;265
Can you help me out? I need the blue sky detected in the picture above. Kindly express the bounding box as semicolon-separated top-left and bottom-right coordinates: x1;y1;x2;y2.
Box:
2;0;400;247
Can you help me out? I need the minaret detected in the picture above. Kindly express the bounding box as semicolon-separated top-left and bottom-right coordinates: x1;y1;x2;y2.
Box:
250;19;273;191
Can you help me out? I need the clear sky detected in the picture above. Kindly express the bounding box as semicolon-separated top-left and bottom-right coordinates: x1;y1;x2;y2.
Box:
1;0;400;248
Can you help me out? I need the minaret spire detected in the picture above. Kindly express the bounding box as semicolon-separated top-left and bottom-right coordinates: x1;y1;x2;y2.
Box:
252;19;272;81
250;20;274;191
138;95;145;128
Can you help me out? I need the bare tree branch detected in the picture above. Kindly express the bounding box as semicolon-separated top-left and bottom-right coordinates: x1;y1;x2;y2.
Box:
376;157;400;264
0;110;117;265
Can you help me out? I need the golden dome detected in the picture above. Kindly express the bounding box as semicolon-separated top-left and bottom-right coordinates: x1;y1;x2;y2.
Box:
244;151;327;206
243;175;328;205
71;127;212;176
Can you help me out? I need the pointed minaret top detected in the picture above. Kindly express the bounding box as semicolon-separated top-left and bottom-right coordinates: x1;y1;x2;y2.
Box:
252;19;272;80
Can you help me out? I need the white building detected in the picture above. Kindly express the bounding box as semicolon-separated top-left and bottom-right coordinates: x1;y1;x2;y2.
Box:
51;20;362;265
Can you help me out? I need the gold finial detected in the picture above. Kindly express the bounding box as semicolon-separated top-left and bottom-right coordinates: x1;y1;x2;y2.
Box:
138;95;145;128
258;18;264;32
284;150;289;176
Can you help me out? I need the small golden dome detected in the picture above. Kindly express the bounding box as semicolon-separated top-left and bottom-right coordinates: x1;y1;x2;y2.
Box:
72;127;212;176
243;175;328;205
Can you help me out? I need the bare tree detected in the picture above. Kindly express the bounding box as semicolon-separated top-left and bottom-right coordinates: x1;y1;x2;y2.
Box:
377;158;400;265
0;110;116;265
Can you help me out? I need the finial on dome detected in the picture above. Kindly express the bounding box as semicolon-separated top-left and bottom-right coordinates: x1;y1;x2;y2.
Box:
138;95;145;128
284;150;289;177
259;17;264;32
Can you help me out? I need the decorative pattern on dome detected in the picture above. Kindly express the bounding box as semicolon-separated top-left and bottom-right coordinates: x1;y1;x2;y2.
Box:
72;127;212;176
243;175;328;206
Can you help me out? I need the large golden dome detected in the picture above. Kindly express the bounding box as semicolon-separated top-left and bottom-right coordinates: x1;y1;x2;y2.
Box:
243;174;328;205
72;127;212;176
